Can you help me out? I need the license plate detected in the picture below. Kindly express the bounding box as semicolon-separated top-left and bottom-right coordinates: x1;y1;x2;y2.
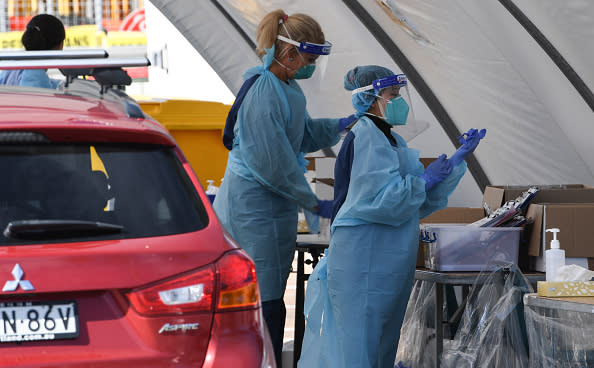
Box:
0;301;79;343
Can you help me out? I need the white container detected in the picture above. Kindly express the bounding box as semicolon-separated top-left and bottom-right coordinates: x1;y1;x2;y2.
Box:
545;228;565;281
421;224;523;271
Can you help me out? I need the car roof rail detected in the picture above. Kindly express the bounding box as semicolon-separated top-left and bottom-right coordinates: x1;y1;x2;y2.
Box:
0;49;109;61
0;56;150;94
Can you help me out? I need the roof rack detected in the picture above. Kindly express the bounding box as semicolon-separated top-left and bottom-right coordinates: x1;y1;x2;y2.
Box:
0;49;109;61
0;56;151;94
0;57;149;70
0;52;151;118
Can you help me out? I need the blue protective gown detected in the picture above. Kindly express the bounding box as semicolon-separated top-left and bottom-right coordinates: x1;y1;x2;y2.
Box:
298;115;466;368
213;56;341;302
0;69;60;89
20;69;61;89
0;70;23;85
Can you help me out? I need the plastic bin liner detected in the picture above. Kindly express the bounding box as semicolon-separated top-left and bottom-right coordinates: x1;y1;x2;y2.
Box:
440;263;533;368
395;280;437;367
525;299;594;367
297;254;340;367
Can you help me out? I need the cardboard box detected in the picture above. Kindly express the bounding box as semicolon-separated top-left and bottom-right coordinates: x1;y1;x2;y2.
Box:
417;207;485;267
482;185;594;213
527;203;594;271
537;281;594;297
482;185;594;271
419;157;436;168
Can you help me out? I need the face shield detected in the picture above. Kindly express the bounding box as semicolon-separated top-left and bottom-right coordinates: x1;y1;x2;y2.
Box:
276;34;332;85
353;73;429;140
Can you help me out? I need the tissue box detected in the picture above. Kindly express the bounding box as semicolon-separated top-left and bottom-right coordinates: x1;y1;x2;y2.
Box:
422;224;522;271
537;281;594;297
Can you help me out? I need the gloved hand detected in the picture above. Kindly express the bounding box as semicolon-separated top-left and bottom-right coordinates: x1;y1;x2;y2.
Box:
422;154;452;191
315;199;334;219
449;128;487;166
338;114;357;131
297;152;309;173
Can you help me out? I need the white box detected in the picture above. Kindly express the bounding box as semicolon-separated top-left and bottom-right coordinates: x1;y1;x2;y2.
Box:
315;157;335;179
315;180;333;200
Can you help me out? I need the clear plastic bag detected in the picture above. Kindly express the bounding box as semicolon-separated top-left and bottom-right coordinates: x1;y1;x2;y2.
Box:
525;297;594;367
440;263;533;368
297;255;340;368
395;280;437;368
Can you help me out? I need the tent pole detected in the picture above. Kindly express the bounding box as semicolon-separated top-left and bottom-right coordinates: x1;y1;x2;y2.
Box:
209;0;256;51
498;0;594;112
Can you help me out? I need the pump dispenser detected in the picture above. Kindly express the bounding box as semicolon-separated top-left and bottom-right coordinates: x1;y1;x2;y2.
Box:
545;228;565;281
205;180;219;203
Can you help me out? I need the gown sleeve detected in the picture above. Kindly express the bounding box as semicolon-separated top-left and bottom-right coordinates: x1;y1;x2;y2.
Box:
300;115;341;153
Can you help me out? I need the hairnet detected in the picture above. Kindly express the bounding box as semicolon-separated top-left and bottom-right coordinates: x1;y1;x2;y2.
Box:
344;65;394;117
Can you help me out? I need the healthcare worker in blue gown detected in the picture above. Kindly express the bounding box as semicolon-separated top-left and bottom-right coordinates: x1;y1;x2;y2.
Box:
298;65;485;368
0;14;65;89
213;9;356;367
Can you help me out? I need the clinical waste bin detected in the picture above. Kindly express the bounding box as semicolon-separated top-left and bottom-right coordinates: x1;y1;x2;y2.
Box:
139;99;231;189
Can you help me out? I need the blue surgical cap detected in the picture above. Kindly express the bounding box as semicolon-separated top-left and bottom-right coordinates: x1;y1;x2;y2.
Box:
344;65;394;117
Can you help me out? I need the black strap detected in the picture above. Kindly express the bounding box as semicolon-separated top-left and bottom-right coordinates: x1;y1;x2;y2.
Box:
223;73;261;150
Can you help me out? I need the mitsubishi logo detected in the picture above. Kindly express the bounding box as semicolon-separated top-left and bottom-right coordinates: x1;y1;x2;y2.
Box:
2;264;34;292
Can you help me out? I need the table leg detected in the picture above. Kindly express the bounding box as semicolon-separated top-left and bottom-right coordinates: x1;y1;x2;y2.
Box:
435;283;443;368
294;250;305;368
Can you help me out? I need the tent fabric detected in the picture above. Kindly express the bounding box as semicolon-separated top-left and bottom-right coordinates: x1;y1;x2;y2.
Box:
149;0;594;207
511;0;594;98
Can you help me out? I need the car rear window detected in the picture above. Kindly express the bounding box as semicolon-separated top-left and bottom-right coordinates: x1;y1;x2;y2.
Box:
0;143;209;244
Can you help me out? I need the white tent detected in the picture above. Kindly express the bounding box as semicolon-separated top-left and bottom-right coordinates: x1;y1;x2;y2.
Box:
148;0;594;207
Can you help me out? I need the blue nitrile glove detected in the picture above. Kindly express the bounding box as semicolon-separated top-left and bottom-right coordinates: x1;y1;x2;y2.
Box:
316;199;334;219
449;128;487;166
297;152;310;173
303;208;320;233
338;114;357;131
422;154;452;191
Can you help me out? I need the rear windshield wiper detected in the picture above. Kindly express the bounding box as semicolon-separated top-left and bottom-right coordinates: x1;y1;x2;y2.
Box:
3;220;123;240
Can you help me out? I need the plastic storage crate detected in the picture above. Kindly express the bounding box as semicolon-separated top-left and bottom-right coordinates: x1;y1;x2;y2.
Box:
421;224;522;271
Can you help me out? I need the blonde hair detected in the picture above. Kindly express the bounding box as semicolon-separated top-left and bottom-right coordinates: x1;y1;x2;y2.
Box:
256;9;325;58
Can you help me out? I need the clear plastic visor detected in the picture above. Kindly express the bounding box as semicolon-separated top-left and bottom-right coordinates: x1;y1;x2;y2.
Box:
276;34;331;87
353;74;430;141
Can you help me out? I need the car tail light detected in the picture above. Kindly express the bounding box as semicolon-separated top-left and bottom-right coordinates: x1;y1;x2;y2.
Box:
216;250;259;311
127;250;259;315
127;265;216;315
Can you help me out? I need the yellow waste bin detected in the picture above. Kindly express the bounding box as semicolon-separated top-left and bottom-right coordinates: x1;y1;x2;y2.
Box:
139;99;231;189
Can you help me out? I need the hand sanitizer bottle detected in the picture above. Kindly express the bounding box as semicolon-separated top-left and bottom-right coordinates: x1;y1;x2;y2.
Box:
206;180;219;204
545;228;565;281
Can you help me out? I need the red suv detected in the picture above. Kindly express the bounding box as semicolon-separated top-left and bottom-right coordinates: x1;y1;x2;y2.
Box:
0;80;275;367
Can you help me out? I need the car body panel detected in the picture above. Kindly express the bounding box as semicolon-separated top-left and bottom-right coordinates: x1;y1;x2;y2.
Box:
0;224;232;292
0;90;175;146
0;85;274;367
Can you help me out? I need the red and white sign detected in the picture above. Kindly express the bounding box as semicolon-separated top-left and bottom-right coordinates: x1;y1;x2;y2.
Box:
120;8;145;32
